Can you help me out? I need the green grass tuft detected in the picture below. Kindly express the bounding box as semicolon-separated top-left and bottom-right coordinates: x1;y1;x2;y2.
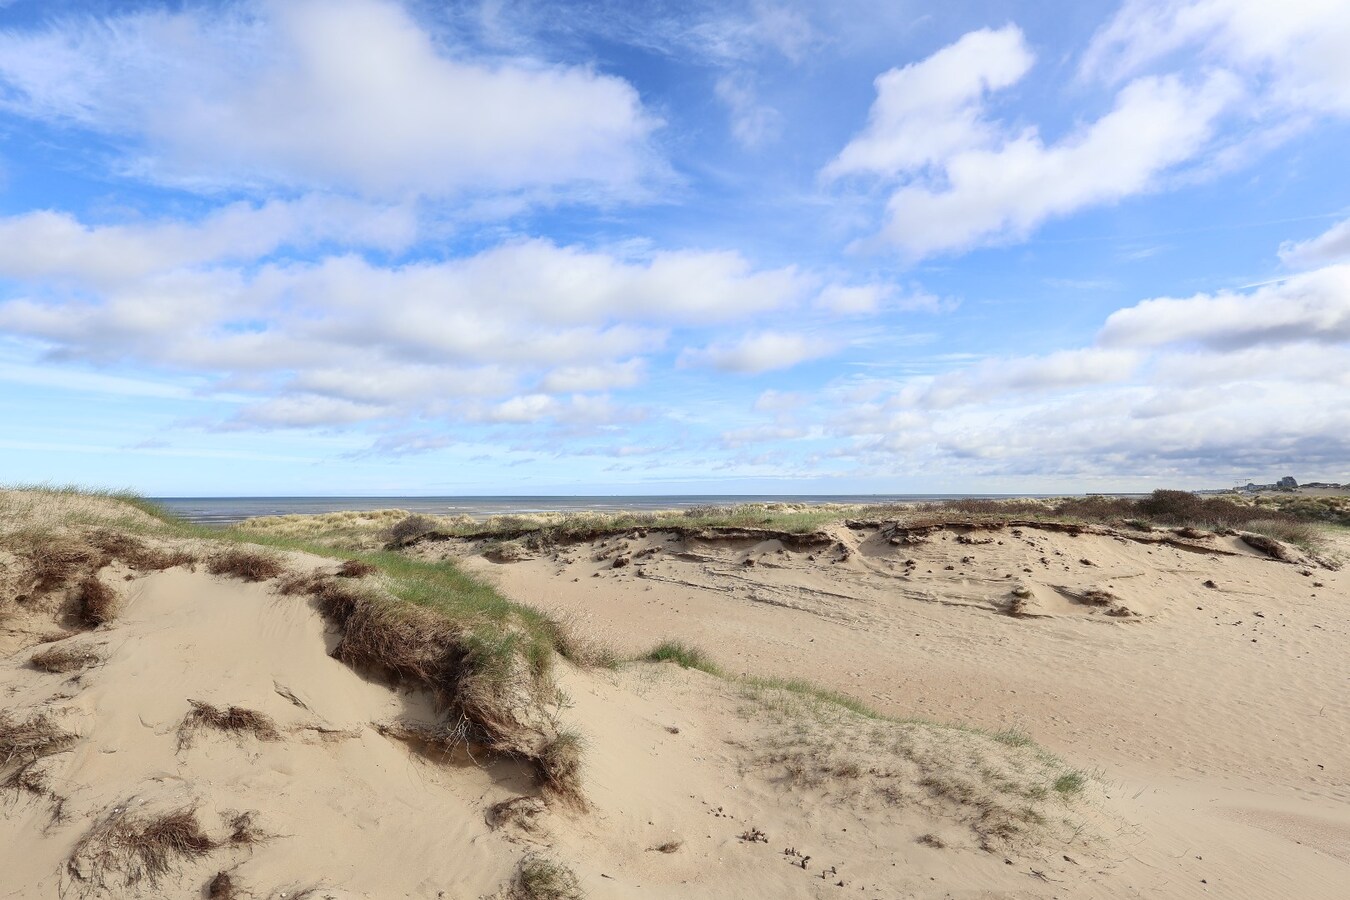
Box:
644;640;723;675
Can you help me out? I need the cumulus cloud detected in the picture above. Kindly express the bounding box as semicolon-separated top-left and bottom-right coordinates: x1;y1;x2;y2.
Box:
792;260;1350;482
882;72;1240;258
679;331;835;374
1279;218;1350;268
0;0;659;198
823;26;1034;180
1082;0;1350;114
1098;264;1350;349
825;23;1243;259
914;348;1141;409
0;197;416;287
0;210;826;428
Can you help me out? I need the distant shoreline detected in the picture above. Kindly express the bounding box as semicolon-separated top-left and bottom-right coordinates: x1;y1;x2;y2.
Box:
154;493;1101;527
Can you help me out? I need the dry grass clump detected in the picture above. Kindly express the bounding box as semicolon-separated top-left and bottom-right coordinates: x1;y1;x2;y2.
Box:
283;570;574;796
510;854;583;900
76;576;119;627
16;534;101;595
68;805;217;890
30;643;102;674
207;871;237;899
206;549;285;582
486;796;549;834
0;709;78;771
536;731;586;808
86;530;195;572
336;558;378;578
177;700;281;750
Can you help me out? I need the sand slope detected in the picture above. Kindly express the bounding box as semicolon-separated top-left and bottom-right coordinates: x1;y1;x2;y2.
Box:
441;520;1350;898
0;540;1100;898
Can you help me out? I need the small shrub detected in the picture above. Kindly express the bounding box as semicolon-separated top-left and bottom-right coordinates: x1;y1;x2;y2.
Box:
511;854;583;900
207;549;284;582
389;515;437;546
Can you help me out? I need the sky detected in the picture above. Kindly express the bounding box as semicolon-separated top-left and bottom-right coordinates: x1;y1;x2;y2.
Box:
0;0;1347;497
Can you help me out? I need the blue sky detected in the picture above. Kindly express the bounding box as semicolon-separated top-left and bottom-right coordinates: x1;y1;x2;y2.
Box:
0;0;1347;496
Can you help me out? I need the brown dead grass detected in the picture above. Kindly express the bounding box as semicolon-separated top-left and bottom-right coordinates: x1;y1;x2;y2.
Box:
30;643;102;674
336;559;378;578
68;805;217;890
536;730;586;808
206;871;237;899
76;576;118;627
510;854;583;900
283;572;576;798
0;709;77;770
206;549;285;582
87;530;195;572
177;700;282;750
19;535;101;594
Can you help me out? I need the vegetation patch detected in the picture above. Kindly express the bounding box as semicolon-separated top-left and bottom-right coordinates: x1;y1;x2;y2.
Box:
206;549;285;582
336;559;378;578
0;709;77;772
76;576;119;627
30;643;103;674
68;805;217;890
644;640;723;675
510;854;583;900
536;730;586;808
177;700;282;750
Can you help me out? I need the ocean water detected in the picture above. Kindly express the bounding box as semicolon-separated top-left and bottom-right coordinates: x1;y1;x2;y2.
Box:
152;494;1019;527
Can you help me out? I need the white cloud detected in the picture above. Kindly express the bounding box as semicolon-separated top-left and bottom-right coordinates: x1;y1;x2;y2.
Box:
877;71;1241;259
823;25;1034;180
715;74;783;148
1082;0;1350;114
0;0;659;198
814;282;955;315
539;359;646;393
826;23;1243;259
816;284;889;315
913;348;1140;409
796;260;1350;482
0;197;415;287
1279;218;1350;269
0;209;826;428
679;331;835;373
1098;264;1350;349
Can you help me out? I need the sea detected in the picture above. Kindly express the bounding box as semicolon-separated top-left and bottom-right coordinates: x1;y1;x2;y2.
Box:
151;494;1035;527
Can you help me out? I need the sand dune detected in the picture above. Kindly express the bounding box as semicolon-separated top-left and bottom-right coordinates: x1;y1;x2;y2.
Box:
3;491;1348;897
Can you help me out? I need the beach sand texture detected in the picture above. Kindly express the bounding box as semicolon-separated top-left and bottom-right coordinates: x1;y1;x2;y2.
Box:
2;490;1347;898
